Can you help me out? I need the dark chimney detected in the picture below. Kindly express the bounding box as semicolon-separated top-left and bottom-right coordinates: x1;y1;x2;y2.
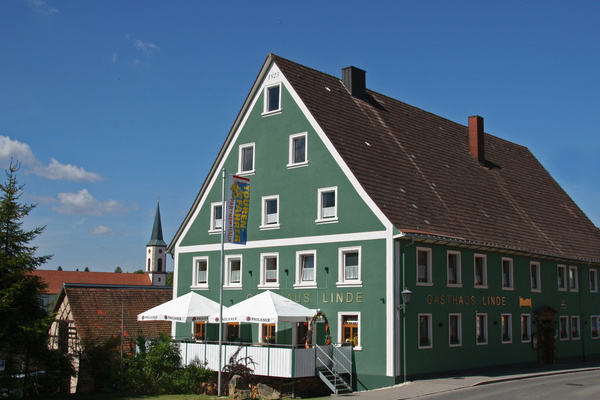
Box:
342;66;366;99
468;115;485;164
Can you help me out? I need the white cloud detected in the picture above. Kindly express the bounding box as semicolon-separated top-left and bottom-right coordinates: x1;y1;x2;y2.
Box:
133;39;160;54
0;136;37;165
89;225;116;235
0;136;102;182
111;53;118;64
53;189;131;216
34;158;103;182
27;0;59;15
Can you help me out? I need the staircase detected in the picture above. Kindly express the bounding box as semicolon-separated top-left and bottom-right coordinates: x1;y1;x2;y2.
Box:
317;366;353;394
315;344;353;394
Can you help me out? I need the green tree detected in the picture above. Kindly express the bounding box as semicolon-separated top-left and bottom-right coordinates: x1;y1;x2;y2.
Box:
0;161;57;391
114;266;123;273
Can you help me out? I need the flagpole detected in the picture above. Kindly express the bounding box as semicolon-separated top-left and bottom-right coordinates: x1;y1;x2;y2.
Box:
218;168;226;396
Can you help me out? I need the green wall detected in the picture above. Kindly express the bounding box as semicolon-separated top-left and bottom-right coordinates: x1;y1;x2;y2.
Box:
400;240;600;377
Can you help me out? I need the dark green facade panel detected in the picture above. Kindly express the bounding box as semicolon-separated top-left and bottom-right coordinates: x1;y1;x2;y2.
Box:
399;240;600;377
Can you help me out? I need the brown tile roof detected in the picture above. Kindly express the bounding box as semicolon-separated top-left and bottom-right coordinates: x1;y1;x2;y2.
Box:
34;270;152;295
271;54;600;263
59;284;172;346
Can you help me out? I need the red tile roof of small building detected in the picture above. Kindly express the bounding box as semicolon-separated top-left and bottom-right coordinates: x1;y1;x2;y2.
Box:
57;284;172;346
34;269;152;295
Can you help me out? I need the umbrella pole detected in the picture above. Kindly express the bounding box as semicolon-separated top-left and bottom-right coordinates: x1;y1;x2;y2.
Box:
218;169;226;396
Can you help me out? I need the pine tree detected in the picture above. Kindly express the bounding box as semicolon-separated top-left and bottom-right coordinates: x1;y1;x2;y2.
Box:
0;161;53;382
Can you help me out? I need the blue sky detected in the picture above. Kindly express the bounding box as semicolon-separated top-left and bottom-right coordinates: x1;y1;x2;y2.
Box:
1;0;598;273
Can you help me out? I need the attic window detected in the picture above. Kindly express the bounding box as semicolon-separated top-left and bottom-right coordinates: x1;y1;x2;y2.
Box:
263;84;281;115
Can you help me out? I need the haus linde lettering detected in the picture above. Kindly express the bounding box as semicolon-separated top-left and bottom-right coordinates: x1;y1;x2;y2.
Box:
245;291;364;304
426;294;508;307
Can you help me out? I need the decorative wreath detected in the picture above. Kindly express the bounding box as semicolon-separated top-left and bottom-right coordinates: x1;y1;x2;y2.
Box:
305;311;332;348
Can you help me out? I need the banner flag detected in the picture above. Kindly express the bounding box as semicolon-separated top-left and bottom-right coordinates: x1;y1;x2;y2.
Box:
225;174;250;244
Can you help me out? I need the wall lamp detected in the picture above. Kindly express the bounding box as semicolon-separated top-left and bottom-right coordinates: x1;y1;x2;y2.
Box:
397;288;412;311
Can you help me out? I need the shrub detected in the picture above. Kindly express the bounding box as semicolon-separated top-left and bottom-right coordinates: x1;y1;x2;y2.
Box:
123;334;213;395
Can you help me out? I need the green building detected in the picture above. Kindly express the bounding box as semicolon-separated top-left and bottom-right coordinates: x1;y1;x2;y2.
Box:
168;54;600;391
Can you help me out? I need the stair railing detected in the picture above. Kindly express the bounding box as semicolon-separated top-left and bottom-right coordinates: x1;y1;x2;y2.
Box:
315;344;352;393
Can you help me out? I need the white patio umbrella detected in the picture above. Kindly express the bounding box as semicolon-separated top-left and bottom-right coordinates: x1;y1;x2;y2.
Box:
138;291;224;323
208;290;316;324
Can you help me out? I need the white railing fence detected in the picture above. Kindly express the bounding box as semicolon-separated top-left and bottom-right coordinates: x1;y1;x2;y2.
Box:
177;341;318;378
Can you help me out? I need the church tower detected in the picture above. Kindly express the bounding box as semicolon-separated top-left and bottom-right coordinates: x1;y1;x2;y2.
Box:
146;201;168;286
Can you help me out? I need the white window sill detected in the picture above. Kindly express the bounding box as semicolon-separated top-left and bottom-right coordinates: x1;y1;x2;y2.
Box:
236;170;255;177
417;282;434;287
259;224;280;230
258;284;280;290
287;161;308;169
558;287;568;292
447;283;463;288
531;288;542;293
449;343;462;348
418;345;433;350
208;229;222;235
474;285;488;289
315;217;338;225
224;285;243;290
261;109;282;117
190;285;209;290
293;283;317;289
502;286;514;291
476;341;488;346
336;281;362;288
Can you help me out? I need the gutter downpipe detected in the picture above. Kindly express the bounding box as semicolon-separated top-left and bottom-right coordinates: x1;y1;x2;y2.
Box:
401;235;415;383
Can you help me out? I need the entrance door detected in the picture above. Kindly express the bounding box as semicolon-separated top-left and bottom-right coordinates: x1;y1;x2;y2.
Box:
535;306;557;365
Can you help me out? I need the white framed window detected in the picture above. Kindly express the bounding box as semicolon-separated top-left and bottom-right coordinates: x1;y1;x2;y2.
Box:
263;83;281;115
261;322;277;344
591;269;598;293
260;195;280;229
209;202;223;233
591;315;600;339
476;313;488;345
288;132;308;168
449;313;462;347
192;256;209;289
225;255;242;288
530;262;541;292
238;143;255;175
337;247;361;287
502;258;514;290
521;314;531;343
258;253;279;289
571;316;581;340
294;250;316;288
569;266;579;292
418;314;433;349
338;312;361;350
474;254;487;288
501;314;512;344
447;251;462;287
416;247;433;286
559;316;569;340
557;264;567;291
316;187;337;223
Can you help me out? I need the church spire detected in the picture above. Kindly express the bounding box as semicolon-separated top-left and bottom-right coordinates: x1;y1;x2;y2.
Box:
146;200;167;286
147;201;167;247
